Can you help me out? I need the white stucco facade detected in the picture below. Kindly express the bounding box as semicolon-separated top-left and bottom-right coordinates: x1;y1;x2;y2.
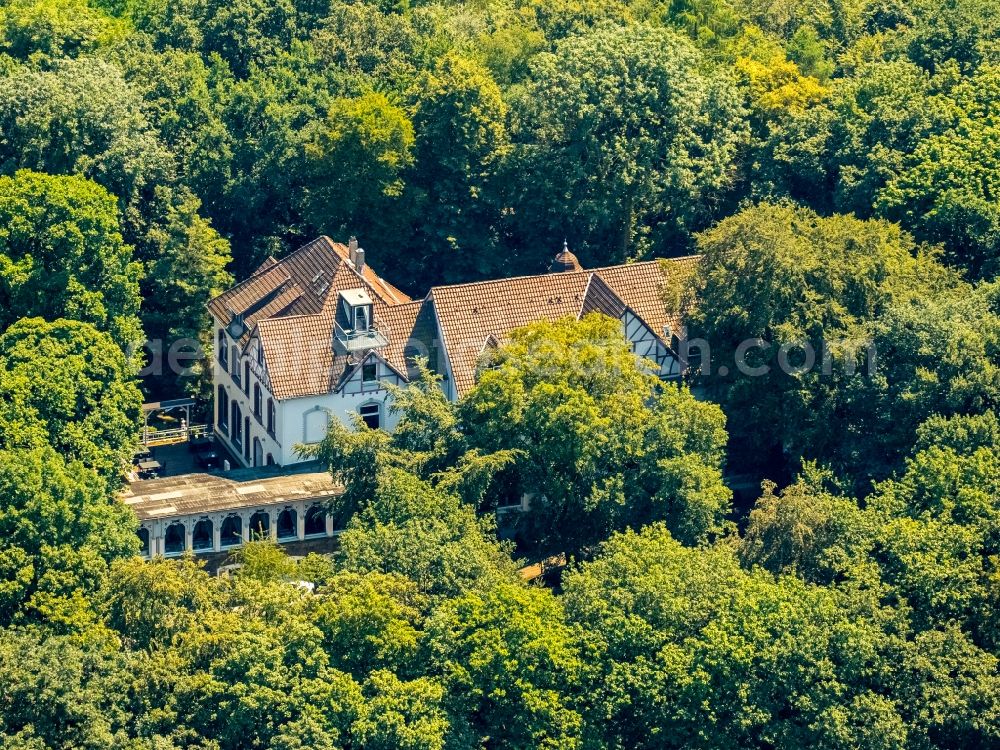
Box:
211;303;682;470
212;318;407;468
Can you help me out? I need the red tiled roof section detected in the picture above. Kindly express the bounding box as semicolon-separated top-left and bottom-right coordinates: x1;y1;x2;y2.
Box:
431;271;596;397
255;260;391;401
580;273;626;320
379;300;441;380
207;236;410;346
431;256;701;397
353;256;411;305
251;256;279;276
593;256;700;340
256;306;335;401
225;242;700;402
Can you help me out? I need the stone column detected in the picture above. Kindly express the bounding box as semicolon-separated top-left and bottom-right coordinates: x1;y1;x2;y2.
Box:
296;504;306;540
325;512;335;537
269;510;278;541
212;516;222;552
185;523;193;552
240;511;251;544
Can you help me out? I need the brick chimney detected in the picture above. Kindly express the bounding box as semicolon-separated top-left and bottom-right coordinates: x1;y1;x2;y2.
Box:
348;236;365;275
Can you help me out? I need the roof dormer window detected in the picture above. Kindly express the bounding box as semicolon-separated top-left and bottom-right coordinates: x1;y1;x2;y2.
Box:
355;303;370;332
339;288;374;332
334;288;388;353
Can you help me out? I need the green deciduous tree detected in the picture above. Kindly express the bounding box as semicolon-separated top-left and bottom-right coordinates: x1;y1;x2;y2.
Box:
869;413;1000;647
757;60;951;214
401;51;509;285
0;446;137;628
898;0;1000;73
0;59;233;367
337;467;520;600
0;170;142;344
687;202;984;488
0;0;126;62
0;628;139;749
428;583;585;749
311;571;426;677
507;23;748;268
301;91;414;251
564;522;1000;749
0;58;174;236
0;317;143;482
462;314;731;555
739;471;879;585
878;120;1000;277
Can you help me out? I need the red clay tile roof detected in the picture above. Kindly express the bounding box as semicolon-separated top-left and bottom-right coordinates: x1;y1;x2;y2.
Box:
254;260;396;400
256;307;334;401
432;256;701;396
379;300;442;380
251;256;279;276
216;234;701;402
593;256;699;341
207;236;410;347
429;271;595;397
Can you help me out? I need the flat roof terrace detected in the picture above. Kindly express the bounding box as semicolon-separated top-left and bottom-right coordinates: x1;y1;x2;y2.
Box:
123;463;341;522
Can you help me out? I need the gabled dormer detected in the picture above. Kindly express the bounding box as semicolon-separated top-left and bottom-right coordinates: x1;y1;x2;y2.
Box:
334;288;388;353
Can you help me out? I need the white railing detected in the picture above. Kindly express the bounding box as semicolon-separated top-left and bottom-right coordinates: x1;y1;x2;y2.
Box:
141;423;213;447
333;321;389;352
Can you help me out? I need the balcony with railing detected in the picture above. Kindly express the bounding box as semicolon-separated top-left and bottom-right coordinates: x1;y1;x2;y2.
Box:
333;320;388;353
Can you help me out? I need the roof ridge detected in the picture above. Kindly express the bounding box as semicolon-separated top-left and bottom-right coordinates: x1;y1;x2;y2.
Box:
322;235;412;305
430;268;591;296
428;255;701;298
213;237;337;306
590;254;702;273
578;272;596;318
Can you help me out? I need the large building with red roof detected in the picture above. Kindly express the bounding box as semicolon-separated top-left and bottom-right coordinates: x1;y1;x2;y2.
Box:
208;237;697;468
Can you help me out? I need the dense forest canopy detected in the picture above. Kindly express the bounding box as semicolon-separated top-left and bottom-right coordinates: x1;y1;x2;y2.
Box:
1;0;1000;747
2;0;1000;372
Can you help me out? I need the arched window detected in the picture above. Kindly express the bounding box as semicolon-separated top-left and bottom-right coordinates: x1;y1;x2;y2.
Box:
244;362;251;395
266;398;275;436
303;408;329;444
304;505;326;536
218;329;228;368
253;384;262;420
192;519;213;551
249;511;269;538
277;508;297;539
244;417;251;461
220;515;242;547
138;527;150;556
164;522;185;555
253;437;263;467
217;386;229;433
359;402;380;430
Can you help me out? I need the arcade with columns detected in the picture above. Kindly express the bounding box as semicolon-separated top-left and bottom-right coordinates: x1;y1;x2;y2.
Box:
122;466;342;562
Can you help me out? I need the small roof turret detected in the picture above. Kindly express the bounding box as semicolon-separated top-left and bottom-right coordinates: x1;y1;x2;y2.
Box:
549;240;583;273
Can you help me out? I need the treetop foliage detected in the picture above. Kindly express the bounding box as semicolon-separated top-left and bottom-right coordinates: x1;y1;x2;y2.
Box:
0;0;999;746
